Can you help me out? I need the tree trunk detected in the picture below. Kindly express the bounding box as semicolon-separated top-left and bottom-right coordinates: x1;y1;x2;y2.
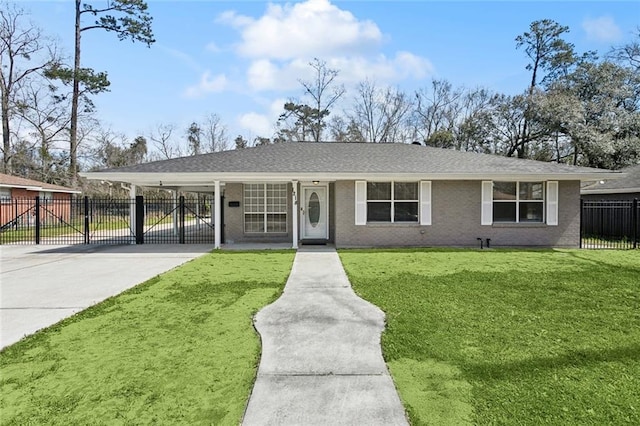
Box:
1;88;11;173
69;0;81;186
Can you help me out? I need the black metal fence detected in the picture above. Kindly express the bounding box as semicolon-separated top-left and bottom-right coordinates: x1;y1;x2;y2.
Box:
581;199;639;249
0;195;220;245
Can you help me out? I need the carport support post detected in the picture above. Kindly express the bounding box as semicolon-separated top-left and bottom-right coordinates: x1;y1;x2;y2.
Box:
214;180;221;249
292;181;298;249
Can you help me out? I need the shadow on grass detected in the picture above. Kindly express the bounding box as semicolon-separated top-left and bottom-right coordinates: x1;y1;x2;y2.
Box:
565;251;640;275
464;343;640;381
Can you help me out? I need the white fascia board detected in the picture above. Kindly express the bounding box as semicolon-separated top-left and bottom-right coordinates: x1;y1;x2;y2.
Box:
581;187;640;195
80;171;625;186
0;184;43;191
42;188;83;194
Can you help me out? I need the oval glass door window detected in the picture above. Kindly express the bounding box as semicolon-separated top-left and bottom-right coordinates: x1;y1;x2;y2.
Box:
308;192;320;228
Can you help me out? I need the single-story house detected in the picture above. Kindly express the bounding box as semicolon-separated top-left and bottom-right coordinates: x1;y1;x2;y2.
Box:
581;164;640;201
80;142;622;249
0;173;81;228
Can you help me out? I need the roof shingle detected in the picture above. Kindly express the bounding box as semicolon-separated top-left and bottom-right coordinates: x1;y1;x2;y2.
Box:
95;142;616;176
0;173;78;193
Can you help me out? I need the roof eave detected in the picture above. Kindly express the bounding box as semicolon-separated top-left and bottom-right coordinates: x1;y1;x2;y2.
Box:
581;187;640;195
81;171;624;187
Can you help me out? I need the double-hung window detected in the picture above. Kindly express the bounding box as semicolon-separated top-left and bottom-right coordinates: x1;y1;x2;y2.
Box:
367;182;419;223
492;181;544;223
244;183;287;233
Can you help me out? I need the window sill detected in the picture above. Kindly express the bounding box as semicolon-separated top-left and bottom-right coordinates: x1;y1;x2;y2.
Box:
492;222;547;228
365;222;422;227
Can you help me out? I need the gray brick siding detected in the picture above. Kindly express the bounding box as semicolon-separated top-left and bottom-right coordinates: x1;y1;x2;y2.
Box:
334;180;581;248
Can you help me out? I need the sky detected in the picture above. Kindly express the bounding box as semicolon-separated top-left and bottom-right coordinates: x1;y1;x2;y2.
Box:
20;0;640;147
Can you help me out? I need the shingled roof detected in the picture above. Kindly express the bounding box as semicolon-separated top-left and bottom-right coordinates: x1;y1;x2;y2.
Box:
0;173;79;193
82;142;621;186
582;164;640;194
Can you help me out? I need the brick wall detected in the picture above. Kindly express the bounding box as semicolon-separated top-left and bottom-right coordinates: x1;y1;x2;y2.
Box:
334;180;581;248
223;182;292;244
1;190;73;227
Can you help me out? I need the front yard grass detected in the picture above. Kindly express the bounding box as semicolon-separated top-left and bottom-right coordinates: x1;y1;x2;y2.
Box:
340;249;640;425
0;250;294;425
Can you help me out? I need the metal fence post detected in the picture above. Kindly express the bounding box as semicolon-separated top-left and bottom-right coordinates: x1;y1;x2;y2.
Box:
633;198;638;250
84;196;90;244
35;196;40;244
135;195;144;244
179;195;185;244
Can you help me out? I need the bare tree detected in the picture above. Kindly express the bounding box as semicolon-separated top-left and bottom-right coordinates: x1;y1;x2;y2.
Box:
148;122;181;159
0;3;59;173
202;113;229;152
14;80;71;181
299;58;345;142
413;79;464;144
349;80;412;143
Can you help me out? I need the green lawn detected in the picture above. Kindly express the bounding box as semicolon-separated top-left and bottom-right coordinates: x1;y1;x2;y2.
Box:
339;249;640;425
0;250;294;425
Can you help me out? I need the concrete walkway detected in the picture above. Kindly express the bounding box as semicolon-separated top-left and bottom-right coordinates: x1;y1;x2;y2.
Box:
0;244;211;349
242;247;408;425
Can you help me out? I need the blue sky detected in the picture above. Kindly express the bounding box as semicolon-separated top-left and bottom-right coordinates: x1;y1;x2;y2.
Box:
23;1;640;145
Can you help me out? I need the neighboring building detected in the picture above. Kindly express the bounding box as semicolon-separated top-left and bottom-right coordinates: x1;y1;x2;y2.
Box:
80;142;622;249
581;164;640;201
0;173;80;229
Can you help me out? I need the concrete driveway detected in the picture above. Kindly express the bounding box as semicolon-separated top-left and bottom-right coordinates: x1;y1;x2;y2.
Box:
0;244;212;350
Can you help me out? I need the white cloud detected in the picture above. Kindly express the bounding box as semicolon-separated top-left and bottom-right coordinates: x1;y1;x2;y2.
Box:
582;16;622;43
238;112;274;137
220;0;382;60
245;54;434;92
183;71;228;98
238;98;288;137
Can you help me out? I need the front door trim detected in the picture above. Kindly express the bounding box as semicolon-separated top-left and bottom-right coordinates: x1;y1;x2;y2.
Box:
300;183;329;241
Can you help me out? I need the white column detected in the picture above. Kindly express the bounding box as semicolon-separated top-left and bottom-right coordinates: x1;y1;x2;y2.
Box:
214;180;221;249
129;184;136;239
292;181;298;249
210;193;215;226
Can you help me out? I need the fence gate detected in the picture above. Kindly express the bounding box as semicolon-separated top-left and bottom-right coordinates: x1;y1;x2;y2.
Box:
140;195;219;244
0;195;221;245
581;199;639;249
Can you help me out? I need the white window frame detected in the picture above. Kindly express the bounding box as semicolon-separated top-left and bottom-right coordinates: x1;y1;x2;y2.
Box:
354;180;431;226
243;183;288;233
491;181;546;224
365;181;420;224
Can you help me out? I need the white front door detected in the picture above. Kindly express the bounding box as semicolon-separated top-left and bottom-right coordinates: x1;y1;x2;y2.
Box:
301;186;328;240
